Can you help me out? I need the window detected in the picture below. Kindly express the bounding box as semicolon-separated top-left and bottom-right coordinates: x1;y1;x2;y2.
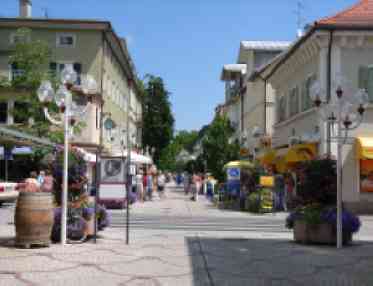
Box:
289;86;299;117
56;34;76;48
14;102;29;124
96;107;99;129
10;33;29;44
50;62;82;85
278;95;287;122
10;63;25;81
358;66;373;102
0;102;8;124
302;75;316;111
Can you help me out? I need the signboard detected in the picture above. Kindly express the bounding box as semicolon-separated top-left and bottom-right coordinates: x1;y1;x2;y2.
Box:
260;176;274;187
100;157;126;184
227;167;240;181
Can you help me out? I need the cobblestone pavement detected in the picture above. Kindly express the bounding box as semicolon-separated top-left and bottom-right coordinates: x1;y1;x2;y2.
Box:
1;184;373;286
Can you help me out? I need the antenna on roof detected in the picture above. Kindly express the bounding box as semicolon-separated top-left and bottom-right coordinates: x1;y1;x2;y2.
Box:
41;7;49;18
295;0;305;38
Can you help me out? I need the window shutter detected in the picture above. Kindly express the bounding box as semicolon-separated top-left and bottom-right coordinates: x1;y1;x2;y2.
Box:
358;66;369;90
367;67;373;102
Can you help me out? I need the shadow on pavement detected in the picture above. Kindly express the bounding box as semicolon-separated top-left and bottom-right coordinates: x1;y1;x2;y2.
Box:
185;236;373;286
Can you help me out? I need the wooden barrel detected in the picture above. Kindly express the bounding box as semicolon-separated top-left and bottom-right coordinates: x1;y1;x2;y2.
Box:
15;192;54;248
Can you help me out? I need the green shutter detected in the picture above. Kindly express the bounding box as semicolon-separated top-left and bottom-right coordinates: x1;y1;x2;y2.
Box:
358;66;369;90
367;67;373;102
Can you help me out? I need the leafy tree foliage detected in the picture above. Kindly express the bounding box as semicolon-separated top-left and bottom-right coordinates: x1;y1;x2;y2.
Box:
202;115;240;182
141;75;175;164
158;130;198;171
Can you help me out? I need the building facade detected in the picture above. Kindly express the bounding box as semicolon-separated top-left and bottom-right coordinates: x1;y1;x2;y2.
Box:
258;0;373;213
0;16;142;154
220;41;290;157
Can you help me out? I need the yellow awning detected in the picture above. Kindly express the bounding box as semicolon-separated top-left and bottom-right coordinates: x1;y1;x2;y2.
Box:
285;143;317;164
258;149;277;165
357;137;373;160
223;161;254;169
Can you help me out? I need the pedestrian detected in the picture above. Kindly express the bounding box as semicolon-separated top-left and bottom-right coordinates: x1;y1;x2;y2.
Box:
136;169;144;202
157;171;166;199
24;171;40;192
192;173;201;201
272;167;285;211
184;172;190;195
146;172;153;201
41;169;54;193
37;170;45;186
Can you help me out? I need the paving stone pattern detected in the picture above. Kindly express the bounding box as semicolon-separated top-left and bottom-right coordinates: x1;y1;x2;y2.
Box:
0;184;373;286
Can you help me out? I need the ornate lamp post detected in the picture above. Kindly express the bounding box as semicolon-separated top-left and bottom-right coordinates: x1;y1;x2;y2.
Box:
37;64;97;245
310;78;369;249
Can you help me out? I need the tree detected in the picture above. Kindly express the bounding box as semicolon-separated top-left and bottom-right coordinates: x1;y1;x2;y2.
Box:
141;75;174;164
158;130;198;171
202;115;240;182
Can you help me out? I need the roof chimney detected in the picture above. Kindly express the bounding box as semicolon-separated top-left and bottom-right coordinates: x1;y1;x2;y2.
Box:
19;0;32;18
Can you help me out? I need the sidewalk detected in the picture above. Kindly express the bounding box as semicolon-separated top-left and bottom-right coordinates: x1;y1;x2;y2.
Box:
0;184;373;286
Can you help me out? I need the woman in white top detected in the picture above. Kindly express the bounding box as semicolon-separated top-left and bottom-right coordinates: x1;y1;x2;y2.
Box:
136;170;144;202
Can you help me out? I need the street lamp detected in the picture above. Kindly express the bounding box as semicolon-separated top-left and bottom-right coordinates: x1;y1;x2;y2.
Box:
37;64;97;245
310;76;369;249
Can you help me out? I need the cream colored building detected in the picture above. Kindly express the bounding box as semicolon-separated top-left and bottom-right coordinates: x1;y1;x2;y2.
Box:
220;41;290;156
257;0;373;213
0;2;142;155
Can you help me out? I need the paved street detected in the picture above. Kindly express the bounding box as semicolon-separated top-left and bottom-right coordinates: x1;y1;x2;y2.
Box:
1;184;373;286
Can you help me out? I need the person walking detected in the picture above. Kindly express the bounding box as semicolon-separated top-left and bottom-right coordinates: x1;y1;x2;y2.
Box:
41;169;53;193
146;172;153;201
192;173;201;201
184;172;190;195
37;170;45;186
136;169;144;202
157;171;166;199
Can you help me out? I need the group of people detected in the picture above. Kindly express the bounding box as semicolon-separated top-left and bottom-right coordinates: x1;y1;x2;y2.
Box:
182;173;214;201
133;169;167;202
22;170;54;193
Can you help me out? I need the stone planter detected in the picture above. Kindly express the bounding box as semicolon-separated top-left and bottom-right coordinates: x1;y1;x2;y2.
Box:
294;221;352;245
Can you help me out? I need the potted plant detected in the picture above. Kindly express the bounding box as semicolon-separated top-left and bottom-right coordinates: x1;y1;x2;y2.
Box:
285;158;361;245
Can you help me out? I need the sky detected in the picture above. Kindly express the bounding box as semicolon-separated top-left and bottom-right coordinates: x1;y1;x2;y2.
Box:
1;0;358;131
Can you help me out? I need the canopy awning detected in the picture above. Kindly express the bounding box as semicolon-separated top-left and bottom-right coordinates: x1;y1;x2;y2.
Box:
357;137;373;160
223;160;254;169
257;149;276;165
0;126;55;148
111;150;153;165
285;143;317;164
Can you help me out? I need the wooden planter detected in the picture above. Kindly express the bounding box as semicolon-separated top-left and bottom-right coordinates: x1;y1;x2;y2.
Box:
15;192;54;248
294;221;352;245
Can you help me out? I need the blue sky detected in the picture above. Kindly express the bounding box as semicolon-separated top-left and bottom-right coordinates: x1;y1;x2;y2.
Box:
2;0;357;131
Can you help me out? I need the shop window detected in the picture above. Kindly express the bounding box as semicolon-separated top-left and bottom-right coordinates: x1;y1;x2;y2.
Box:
358;66;373;102
0;102;8;124
14;102;29;124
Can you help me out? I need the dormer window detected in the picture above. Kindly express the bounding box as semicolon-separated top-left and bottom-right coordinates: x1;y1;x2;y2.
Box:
56;33;76;48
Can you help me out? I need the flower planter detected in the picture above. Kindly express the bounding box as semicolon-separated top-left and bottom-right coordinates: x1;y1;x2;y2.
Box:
294;221;352;245
15;192;54;248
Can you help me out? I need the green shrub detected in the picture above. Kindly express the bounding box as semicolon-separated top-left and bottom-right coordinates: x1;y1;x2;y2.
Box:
247;192;261;213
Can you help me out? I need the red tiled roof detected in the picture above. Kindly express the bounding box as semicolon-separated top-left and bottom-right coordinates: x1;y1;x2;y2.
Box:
318;0;373;26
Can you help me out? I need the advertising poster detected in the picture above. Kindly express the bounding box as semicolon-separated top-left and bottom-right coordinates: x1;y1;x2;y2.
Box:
227;167;240;197
101;157;126;184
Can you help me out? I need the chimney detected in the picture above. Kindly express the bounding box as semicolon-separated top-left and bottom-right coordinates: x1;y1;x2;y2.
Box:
19;0;32;18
